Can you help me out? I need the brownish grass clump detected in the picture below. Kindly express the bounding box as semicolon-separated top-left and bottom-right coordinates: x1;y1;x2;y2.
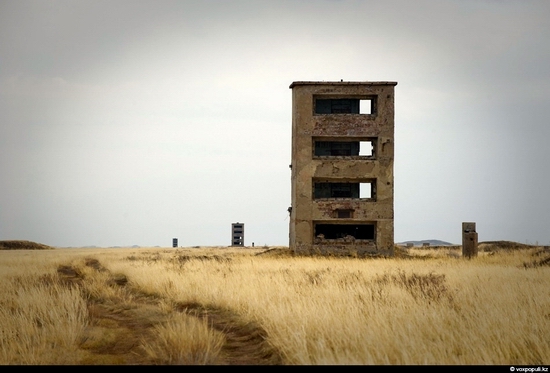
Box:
255;247;294;258
522;247;550;268
0;240;55;250
373;270;451;303
478;240;540;251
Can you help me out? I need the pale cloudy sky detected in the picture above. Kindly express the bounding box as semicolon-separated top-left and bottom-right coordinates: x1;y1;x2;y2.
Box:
1;0;549;247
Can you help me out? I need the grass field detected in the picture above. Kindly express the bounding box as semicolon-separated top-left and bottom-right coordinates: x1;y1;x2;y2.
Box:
1;240;549;365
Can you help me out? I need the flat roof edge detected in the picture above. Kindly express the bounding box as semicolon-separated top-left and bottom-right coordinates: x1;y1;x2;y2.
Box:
289;81;398;88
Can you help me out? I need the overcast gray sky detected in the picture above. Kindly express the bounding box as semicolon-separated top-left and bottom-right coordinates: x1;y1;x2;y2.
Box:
1;0;549;247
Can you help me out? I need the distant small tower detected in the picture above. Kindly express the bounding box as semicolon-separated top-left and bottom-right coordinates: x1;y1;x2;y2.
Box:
462;222;478;258
231;222;244;246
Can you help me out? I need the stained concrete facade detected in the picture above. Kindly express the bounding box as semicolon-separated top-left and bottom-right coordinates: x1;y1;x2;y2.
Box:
289;81;397;256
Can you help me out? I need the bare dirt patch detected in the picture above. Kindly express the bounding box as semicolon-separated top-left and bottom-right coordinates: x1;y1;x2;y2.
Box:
175;302;282;365
56;258;283;365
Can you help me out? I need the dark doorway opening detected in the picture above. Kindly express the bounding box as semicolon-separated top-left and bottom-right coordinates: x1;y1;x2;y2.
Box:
314;224;375;240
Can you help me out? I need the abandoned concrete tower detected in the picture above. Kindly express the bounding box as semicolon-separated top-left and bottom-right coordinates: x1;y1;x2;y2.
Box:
231;222;244;246
289;81;397;256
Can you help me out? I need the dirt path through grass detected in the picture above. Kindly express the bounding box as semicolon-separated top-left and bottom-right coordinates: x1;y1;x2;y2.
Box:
57;258;283;365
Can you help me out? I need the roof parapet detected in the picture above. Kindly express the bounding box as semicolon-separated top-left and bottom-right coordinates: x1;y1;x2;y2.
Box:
289;81;398;88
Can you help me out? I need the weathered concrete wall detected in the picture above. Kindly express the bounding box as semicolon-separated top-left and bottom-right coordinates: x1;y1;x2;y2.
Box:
289;81;397;256
462;222;478;258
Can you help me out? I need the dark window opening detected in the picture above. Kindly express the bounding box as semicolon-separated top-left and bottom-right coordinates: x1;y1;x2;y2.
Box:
315;141;357;156
314;140;374;157
314;182;374;199
336;209;353;218
315;183;357;199
315;224;375;240
315;98;375;114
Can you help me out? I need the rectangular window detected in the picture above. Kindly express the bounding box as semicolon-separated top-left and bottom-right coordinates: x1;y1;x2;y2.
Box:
315;141;358;156
316;99;357;114
314;223;375;240
314;181;374;199
314;182;358;199
315;97;376;114
314;139;375;157
336;209;353;218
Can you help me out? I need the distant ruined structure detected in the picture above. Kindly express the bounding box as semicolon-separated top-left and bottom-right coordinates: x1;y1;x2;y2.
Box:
289;81;397;256
231;222;244;246
462;222;478;258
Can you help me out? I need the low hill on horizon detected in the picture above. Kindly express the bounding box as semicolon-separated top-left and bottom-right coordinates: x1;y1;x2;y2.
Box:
0;240;55;250
397;239;456;246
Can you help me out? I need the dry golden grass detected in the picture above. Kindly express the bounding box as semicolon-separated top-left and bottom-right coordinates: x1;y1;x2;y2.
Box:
141;312;225;364
1;242;549;365
0;249;88;364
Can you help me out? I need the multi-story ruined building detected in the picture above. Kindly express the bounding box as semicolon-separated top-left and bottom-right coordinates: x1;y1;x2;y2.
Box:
231;222;244;246
289;81;397;256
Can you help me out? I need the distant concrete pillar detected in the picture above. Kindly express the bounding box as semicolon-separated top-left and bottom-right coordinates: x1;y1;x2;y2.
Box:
462;222;478;258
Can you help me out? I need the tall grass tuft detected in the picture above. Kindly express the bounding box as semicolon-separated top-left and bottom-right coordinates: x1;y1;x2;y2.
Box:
141;312;225;365
0;275;88;364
